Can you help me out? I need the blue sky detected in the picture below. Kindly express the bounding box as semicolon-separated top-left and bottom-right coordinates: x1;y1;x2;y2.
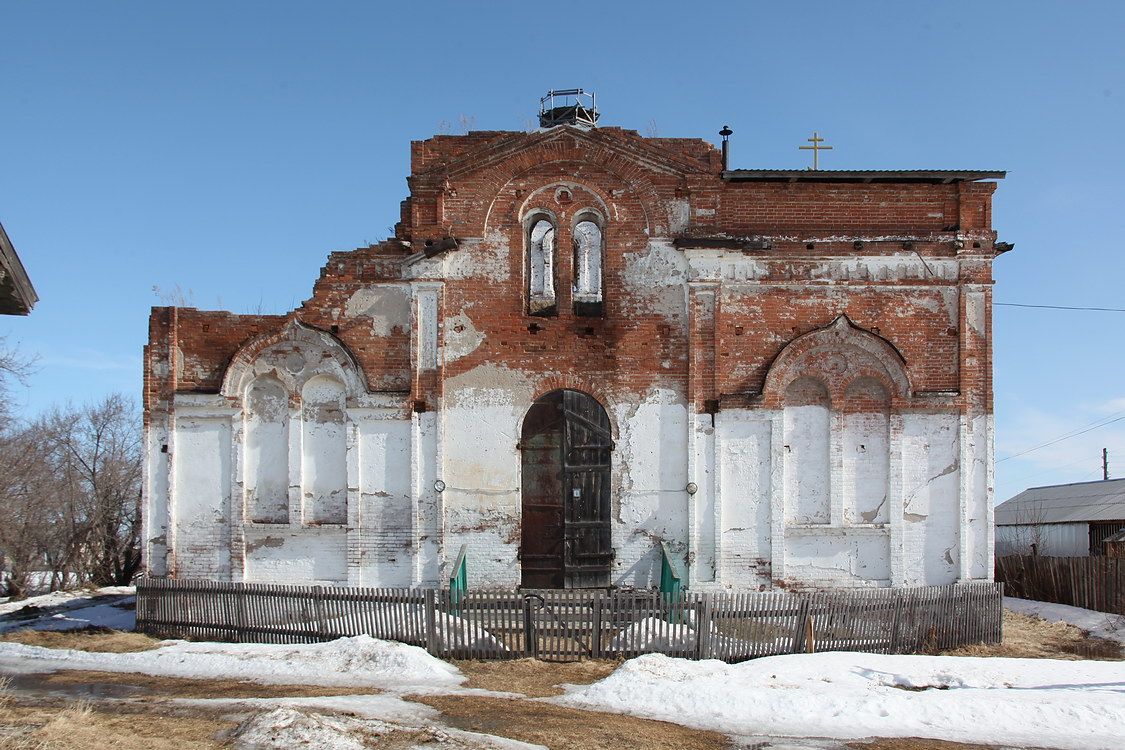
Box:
1;1;1123;499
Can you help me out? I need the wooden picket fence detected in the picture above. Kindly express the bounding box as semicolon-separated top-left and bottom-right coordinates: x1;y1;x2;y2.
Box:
996;555;1125;616
134;578;1001;662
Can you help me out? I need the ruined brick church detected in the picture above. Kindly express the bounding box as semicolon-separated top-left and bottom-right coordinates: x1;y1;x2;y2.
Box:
143;92;1007;591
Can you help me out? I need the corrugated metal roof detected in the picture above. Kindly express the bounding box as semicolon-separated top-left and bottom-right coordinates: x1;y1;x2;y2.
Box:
722;169;1006;184
995;478;1125;525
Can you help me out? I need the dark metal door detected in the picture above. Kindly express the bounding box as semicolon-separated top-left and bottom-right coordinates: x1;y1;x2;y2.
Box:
520;390;613;589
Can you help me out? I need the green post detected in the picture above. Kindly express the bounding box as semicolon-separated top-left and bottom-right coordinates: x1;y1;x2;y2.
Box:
449;544;468;616
659;541;685;623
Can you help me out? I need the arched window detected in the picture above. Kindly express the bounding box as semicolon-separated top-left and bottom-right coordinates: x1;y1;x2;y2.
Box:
527;217;556;316
573;217;603;316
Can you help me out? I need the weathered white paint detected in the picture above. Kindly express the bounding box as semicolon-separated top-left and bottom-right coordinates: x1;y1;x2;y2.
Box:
244;377;289;523
301;375;348;525
717;414;772;587
171;411;233;579
621;240;690;318
784;383;832;526
142;418;171;576
900;414;961;586
244;526;347;584
343;285;411;336
355;416;413;586
612;388;690;589
442;312;485;362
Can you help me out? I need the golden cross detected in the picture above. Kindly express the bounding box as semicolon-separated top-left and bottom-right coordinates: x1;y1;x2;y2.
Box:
798;131;833;170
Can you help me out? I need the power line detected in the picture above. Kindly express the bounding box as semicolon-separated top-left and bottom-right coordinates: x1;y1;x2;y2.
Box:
996;302;1125;312
998;414;1125;463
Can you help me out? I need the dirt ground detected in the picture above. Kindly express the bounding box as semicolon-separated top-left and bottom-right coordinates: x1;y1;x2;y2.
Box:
453;657;620;697
0;627;161;653
943;610;1122;660
10;670;377;701
413;692;732;750
0;608;1117;749
849;741;1021;750
0;701;235;750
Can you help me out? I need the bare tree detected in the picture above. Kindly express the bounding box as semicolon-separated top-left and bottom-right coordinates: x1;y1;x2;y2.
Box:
0;424;54;598
0;394;143;598
42;395;143;587
0;332;35;432
997;500;1050;556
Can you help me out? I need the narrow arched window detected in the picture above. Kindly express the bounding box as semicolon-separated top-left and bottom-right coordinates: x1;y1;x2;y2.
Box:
528;218;556;316
573;218;603;316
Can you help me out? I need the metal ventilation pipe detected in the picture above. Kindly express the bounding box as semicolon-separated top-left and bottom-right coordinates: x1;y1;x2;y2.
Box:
720;125;733;170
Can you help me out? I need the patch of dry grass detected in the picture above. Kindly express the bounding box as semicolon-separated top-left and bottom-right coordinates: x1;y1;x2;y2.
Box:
413;693;731;750
943;610;1122;660
0;628;160;654
22;670;377;701
453;657;620;697
0;702;235;750
850;739;1055;750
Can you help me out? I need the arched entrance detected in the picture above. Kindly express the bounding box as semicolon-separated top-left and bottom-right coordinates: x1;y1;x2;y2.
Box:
520;390;613;588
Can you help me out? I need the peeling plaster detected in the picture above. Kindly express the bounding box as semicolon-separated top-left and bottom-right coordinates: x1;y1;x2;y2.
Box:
621;241;690;318
443;232;510;282
443;312;485;362
344;286;410;336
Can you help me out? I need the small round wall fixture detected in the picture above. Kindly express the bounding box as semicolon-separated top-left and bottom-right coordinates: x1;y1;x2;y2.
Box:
434;479;446;493
686;482;698;495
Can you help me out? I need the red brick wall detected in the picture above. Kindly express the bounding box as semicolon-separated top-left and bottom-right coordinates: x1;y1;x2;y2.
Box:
145;126;999;423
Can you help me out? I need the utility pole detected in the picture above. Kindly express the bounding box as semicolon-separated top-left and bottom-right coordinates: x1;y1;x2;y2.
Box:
1104;448;1110;481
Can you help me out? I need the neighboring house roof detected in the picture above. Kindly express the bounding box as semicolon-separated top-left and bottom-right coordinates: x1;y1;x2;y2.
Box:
995;478;1125;525
0;221;38;315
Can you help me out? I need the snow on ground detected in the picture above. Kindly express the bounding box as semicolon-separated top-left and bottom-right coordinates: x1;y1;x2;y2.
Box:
322;606;508;655
228;706;545;750
0;634;463;689
0;586;133;617
554;651;1125;750
0;586;136;633
1005;596;1125;645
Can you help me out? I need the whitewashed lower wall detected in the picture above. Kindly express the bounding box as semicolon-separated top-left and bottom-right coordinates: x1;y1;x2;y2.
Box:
146;397;991;590
438;370;689;590
244;526;347;584
709;409;987;590
169;411;233;580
